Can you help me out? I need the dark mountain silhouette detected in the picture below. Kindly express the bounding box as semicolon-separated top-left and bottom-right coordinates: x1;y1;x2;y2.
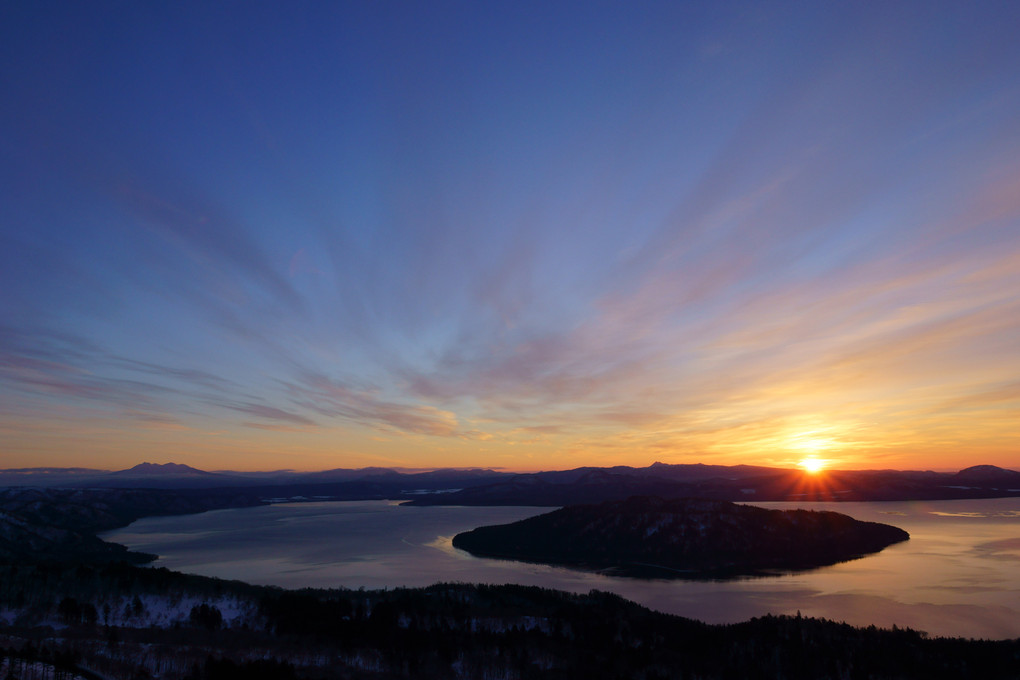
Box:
111;462;216;476
3;461;1020;503
953;465;1020;485
94;462;237;488
408;465;1020;505
297;466;402;481
453;496;909;578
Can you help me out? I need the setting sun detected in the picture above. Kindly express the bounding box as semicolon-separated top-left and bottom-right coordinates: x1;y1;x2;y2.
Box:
799;457;827;474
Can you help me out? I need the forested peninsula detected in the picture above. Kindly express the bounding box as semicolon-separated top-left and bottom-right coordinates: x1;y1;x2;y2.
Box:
453;496;909;577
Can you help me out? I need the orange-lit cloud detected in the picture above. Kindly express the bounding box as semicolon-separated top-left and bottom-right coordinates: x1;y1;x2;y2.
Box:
3;2;1019;473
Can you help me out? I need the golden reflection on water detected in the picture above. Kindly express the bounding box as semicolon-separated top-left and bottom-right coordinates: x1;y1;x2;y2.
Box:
103;497;1020;639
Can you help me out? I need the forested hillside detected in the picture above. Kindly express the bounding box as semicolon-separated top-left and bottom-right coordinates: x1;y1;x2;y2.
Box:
454;496;909;577
1;563;1018;679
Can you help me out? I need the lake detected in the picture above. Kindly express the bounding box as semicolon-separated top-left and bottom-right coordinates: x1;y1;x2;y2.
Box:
101;497;1020;639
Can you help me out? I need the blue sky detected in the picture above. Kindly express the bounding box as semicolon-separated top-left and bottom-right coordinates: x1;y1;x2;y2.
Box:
2;1;1019;471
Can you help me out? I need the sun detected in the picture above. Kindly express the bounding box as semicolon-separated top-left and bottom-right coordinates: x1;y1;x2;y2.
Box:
799;456;827;474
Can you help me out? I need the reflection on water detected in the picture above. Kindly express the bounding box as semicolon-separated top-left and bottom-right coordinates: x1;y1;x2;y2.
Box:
929;510;1020;518
102;498;1020;640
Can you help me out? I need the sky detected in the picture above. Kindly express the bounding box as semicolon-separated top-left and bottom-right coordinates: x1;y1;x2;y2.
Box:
2;1;1019;473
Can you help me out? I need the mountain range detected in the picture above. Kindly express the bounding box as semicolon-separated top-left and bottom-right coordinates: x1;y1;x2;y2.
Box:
1;462;1018;504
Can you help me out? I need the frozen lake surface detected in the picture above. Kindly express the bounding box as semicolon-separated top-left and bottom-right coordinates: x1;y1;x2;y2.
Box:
102;497;1020;639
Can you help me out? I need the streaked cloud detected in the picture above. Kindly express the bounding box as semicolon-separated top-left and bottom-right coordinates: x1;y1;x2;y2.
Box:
1;1;1018;470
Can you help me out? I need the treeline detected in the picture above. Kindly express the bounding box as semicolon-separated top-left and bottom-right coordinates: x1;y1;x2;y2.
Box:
0;643;87;680
1;563;1018;679
0;563;259;609
256;584;1020;679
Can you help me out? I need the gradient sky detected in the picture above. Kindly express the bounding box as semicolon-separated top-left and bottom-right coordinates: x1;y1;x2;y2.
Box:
2;2;1019;472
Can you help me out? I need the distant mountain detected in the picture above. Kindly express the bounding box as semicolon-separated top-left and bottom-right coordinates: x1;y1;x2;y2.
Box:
520;463;779;486
638;462;784;481
292;467;402;482
111;462;216;476
408;464;1020;506
90;462;237;488
953;465;1020;485
453;496;910;578
4;461;1020;503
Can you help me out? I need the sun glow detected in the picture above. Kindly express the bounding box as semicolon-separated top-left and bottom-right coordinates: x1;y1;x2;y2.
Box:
788;431;836;454
799;456;827;474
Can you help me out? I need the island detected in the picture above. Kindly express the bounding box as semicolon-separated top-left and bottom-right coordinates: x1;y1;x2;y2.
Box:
453;496;910;577
6;486;1020;679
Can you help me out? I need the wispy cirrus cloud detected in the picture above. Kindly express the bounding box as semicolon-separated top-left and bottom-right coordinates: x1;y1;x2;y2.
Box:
3;2;1020;471
114;178;303;312
283;373;460;437
226;402;317;427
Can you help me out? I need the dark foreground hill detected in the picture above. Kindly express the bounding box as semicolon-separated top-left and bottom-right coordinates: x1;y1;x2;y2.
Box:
0;487;263;564
453;496;909;577
0;563;1017;680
